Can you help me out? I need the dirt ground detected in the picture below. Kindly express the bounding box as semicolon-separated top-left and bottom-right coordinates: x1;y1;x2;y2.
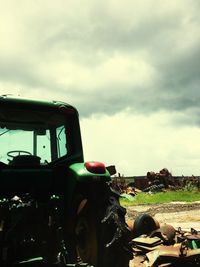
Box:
127;201;200;267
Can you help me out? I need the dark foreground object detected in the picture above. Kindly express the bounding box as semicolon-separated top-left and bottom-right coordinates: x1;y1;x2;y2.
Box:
0;96;132;267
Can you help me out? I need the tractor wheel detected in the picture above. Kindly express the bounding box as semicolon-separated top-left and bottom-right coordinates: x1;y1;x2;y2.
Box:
75;199;98;266
75;186;133;267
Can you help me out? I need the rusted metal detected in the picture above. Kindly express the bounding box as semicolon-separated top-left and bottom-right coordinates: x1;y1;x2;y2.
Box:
145;244;182;266
132;236;163;253
150;224;176;245
132;213;160;238
134;178;149;190
130;214;200;266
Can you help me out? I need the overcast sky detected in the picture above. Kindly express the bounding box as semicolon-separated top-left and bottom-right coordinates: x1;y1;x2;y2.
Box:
1;0;200;176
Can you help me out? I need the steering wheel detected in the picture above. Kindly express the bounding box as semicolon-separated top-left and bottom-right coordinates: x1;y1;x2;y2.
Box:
7;150;32;159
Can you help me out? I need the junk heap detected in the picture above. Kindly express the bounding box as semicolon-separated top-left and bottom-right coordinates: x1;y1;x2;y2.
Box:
109;167;200;195
128;213;200;266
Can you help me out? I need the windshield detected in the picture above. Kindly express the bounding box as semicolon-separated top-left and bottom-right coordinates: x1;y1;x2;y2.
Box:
0;111;69;165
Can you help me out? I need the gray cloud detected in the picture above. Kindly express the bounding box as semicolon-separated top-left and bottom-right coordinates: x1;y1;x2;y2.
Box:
0;0;200;126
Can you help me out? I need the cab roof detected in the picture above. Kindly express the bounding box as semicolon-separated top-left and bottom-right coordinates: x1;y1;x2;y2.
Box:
0;95;78;114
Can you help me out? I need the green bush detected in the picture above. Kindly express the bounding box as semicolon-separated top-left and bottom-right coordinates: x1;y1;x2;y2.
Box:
182;180;198;192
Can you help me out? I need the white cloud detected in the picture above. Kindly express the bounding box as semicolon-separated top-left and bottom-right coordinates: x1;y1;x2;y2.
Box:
81;111;200;176
0;1;200;175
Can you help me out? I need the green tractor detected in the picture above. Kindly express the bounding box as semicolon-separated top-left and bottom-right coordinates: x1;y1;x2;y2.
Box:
0;95;132;267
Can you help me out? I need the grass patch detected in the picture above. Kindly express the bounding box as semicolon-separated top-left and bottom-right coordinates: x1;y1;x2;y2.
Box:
120;190;200;207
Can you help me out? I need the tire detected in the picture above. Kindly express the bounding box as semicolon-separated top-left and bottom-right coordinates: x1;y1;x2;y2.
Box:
75;198;98;266
132;213;159;238
75;185;132;267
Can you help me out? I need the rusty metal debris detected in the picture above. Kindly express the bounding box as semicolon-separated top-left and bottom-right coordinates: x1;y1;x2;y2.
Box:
109;167;200;195
130;214;200;266
150;224;176;245
131;213;160;238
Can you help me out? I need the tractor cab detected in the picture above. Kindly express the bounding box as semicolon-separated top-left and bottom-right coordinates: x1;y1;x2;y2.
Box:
0;95;83;167
0;95;84;197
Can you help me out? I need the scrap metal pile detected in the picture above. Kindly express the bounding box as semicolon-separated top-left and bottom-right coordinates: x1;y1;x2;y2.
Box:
128;213;200;266
109;167;200;195
145;168;175;191
144;169;200;192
